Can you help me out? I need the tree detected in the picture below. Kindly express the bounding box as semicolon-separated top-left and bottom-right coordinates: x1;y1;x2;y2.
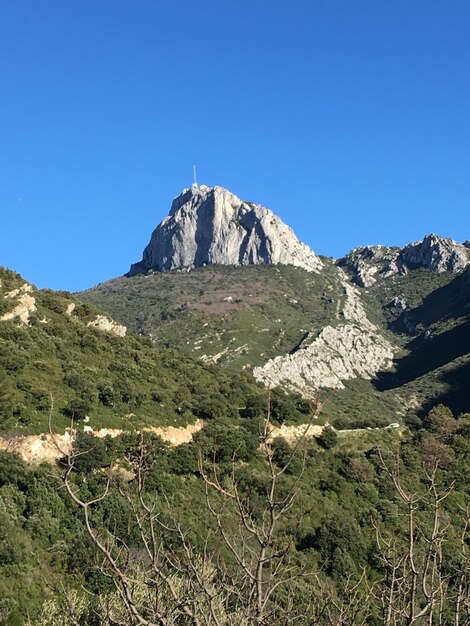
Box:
318;426;337;449
47;399;470;626
63;397;91;421
50;398;322;625
373;449;470;626
0;371;15;424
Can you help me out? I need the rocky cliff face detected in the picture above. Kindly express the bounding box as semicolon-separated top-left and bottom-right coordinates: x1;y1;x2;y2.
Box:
399;234;470;273
338;235;470;287
128;185;322;275
253;270;396;394
337;245;400;288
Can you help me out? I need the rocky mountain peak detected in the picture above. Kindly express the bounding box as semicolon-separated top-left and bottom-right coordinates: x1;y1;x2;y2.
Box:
399;233;470;273
128;185;322;275
337;245;401;288
338;234;470;287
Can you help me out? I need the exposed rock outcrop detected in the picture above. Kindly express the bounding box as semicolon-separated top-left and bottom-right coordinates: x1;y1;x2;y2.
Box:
254;324;395;395
399;234;470;273
267;422;325;443
0;421;204;463
337;246;400;287
0;431;74;464
338;235;470;287
0;283;36;324
387;297;407;310
254;271;395;395
128;185;322;275
87;314;127;337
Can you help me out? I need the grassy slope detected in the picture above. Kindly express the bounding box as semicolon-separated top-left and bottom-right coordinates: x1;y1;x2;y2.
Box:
81;263;344;369
1;267;469;624
81;264;470;422
365;268;470;414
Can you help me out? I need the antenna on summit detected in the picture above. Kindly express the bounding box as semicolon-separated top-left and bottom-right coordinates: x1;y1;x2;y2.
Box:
193;164;198;188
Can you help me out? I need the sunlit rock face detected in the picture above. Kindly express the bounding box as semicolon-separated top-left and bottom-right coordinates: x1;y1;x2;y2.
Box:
253;272;396;395
128;185;322;275
398;234;470;273
337;245;400;287
338;235;470;287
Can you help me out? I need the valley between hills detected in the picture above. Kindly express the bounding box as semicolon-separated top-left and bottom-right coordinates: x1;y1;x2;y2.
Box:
0;185;469;625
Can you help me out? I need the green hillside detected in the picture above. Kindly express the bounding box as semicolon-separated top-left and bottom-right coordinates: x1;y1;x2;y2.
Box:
372;268;470;414
0;266;300;436
81;263;470;422
81;263;345;369
1;396;469;624
1;264;469;624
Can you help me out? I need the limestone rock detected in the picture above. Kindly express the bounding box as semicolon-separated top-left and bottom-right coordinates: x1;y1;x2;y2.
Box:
254;270;395;395
87;314;127;337
254;323;395;395
0;421;205;463
0;431;73;464
387;297;407;310
267;422;325;443
128;185;322;275
338;235;470;287
337;246;401;287
398;234;470;273
0;283;36;325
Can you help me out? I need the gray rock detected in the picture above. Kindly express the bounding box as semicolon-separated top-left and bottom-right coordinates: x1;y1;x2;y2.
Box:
254;271;396;395
128;185;322;275
398;234;470;273
387;297;407;310
254;323;395;394
87;315;127;337
338;235;470;287
337;245;401;287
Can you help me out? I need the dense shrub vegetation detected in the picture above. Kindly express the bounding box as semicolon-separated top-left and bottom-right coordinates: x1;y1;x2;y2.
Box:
0;403;468;624
0;268;288;435
1;266;469;623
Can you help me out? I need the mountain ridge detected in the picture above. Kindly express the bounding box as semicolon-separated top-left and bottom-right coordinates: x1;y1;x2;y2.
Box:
338;234;470;287
126;184;469;285
80;184;469;420
3;183;469;429
1;188;469;626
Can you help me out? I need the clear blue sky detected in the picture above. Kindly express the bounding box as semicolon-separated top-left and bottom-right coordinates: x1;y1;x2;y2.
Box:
1;1;469;291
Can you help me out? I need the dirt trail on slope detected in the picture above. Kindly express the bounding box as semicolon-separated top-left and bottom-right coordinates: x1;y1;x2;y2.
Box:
0;420;204;464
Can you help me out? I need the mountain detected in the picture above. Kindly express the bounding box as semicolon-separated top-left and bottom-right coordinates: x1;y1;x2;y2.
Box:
128;185;322;275
5;265;470;626
2;189;470;625
81;187;470;424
